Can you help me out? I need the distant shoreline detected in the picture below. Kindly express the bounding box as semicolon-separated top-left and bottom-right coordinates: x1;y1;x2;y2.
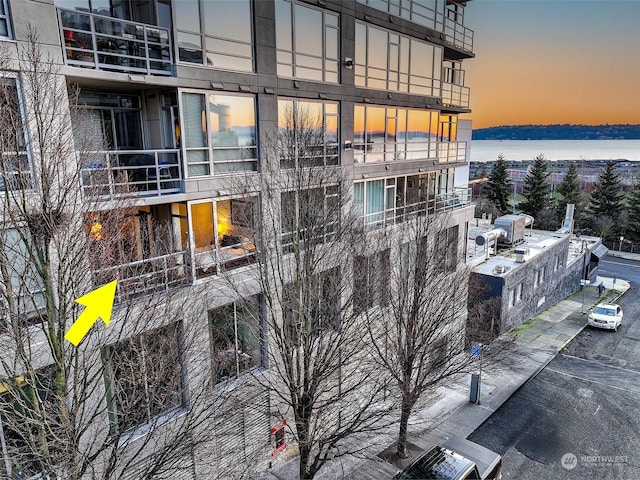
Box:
472;124;640;141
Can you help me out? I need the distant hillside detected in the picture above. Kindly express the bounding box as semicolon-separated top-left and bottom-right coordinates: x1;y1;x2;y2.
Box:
472;124;640;140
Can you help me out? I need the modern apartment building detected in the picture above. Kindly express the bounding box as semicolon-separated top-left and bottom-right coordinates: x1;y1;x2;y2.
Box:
0;0;476;478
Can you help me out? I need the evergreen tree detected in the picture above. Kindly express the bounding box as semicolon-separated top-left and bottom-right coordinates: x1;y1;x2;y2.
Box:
589;160;624;219
485;154;512;215
626;181;640;244
555;162;581;218
520;154;550;218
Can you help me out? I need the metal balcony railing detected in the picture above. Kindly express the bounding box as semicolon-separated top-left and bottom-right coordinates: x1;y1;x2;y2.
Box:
437;141;467;164
92;252;190;304
444;17;474;52
58;8;172;76
80;149;182;199
360;187;472;230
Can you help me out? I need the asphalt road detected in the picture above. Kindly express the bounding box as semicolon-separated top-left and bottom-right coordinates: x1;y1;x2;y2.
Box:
468;255;640;479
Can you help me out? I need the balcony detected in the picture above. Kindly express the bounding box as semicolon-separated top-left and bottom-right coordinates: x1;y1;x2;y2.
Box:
437;141;467;164
81;149;182;199
360;187;472;230
441;67;470;109
444;17;474;53
92;252;190;304
58;8;172;76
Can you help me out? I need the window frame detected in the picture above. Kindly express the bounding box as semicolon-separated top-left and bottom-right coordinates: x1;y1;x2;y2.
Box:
354;104;439;164
208;295;266;387
179;89;258;177
275;0;340;83
353;249;390;316
0;76;32;191
281;185;340;250
355;0;445;32
355;21;442;95
174;0;254;72
102;322;186;436
278;98;340;168
188;195;259;278
0;0;13;40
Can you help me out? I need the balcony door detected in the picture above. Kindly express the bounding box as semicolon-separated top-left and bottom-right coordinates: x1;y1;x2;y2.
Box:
79;92;143;151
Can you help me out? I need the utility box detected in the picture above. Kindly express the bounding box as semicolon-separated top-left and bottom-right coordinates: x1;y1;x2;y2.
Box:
514;248;528;263
470;373;480;403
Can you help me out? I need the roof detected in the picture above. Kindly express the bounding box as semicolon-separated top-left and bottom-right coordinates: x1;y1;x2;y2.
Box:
468;217;604;278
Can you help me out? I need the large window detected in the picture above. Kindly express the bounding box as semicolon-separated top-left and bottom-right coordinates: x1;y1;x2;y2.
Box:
190;197;257;277
0;366;58;478
437;225;459;272
354;105;439;164
353;250;390;316
0;228;46;331
0;78;31;191
275;0;339;83
209;296;264;385
102;323;184;434
181;91;257;177
355;22;442;96
354;171;456;228
278;99;339;168
175;0;253;71
283;267;341;340
356;0;445;32
0;0;12;39
281;186;339;250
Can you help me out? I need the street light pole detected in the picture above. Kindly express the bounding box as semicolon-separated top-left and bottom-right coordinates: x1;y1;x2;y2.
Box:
619;236;624;252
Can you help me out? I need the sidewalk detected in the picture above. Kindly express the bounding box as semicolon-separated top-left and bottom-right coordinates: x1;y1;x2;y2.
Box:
266;273;631;480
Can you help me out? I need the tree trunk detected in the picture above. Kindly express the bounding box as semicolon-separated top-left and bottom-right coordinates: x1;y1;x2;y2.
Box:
397;397;414;458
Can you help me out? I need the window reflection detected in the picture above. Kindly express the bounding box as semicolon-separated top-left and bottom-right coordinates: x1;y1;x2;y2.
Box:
175;0;253;71
354;105;439;163
355;22;442;96
278;99;339;168
276;0;339;83
181;91;257;177
356;0;444;31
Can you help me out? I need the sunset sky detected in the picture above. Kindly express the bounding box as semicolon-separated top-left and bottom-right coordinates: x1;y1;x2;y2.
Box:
461;0;640;129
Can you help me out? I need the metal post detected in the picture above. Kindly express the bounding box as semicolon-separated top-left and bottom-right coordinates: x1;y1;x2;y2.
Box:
478;345;483;405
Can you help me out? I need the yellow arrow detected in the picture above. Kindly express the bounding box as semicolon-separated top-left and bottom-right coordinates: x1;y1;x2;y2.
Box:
65;280;118;346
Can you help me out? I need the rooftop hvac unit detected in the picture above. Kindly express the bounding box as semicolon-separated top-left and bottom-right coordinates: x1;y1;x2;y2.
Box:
494;214;530;245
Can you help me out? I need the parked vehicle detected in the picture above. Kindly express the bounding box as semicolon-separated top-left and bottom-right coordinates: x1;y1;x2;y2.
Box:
394;437;502;480
588;303;623;331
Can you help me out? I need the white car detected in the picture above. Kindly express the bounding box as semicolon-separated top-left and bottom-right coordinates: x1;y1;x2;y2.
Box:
588;303;623;331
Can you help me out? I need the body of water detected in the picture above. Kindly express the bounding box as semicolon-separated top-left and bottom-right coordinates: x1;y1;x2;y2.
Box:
470;139;640;162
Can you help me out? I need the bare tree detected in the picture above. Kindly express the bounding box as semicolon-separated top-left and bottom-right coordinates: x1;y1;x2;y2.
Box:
227;103;391;479
0;27;257;480
361;209;474;459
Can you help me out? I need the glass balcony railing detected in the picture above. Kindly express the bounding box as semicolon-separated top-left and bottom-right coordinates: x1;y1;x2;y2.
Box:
441;82;470;109
57;8;172;76
359;187;472;230
437;141;467;164
80;149;182;199
444;17;474;52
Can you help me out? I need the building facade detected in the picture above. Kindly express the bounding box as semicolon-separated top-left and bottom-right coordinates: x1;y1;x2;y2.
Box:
0;0;475;478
